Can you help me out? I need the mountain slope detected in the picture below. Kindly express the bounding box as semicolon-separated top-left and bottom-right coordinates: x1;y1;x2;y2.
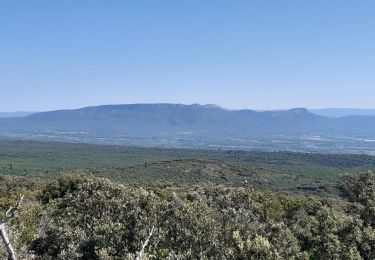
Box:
0;104;374;151
0;104;327;134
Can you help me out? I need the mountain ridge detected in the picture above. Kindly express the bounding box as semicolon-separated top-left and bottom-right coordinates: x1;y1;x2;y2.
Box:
0;103;374;152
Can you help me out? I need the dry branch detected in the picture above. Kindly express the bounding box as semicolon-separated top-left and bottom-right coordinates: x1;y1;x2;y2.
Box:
136;224;155;260
0;195;24;260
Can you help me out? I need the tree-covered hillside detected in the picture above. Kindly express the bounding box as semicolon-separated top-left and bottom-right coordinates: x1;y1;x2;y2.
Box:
1;139;375;194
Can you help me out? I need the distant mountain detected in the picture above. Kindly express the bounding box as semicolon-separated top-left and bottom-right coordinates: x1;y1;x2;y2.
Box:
0;104;326;135
310;108;375;118
0;112;35;118
0;104;374;152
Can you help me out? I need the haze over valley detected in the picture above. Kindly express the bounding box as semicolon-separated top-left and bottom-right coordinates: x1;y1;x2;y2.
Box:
0;103;374;154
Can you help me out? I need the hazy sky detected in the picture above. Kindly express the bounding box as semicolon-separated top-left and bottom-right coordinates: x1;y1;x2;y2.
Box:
1;0;374;111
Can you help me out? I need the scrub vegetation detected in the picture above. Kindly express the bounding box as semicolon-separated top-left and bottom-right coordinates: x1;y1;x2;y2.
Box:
1;140;375;259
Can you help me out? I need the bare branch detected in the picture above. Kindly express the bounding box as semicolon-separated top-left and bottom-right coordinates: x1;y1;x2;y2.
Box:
172;192;183;209
136;224;155;260
1;195;24;225
0;194;24;260
172;192;180;203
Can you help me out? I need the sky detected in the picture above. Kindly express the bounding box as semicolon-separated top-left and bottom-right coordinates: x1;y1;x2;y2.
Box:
0;0;374;112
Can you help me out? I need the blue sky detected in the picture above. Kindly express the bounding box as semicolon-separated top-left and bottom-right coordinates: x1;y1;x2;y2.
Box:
0;0;374;111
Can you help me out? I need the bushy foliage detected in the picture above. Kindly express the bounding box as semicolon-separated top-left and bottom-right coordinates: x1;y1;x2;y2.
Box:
0;174;41;259
30;176;304;259
3;171;375;259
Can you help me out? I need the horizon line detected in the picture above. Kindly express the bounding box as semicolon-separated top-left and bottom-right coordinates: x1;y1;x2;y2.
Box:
2;103;375;113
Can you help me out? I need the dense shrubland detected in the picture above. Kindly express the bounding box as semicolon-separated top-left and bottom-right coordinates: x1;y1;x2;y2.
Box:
1;171;375;259
2;140;375;195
